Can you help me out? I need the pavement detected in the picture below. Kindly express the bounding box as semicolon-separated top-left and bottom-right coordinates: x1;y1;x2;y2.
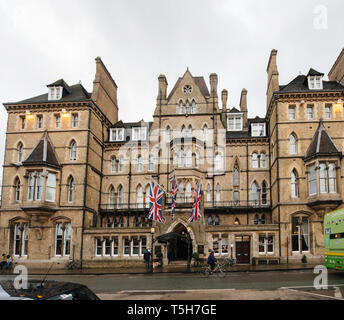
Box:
4;262;320;275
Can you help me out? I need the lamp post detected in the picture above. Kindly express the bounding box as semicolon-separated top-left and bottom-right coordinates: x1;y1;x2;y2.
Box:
186;226;192;273
230;243;234;260
150;227;155;273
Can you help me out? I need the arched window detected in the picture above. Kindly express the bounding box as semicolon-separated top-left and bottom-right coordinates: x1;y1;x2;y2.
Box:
137;185;143;208
181;125;186;138
111;157;116;173
166;126;171;142
254;214;259;225
191;100;197;114
206;185;211;203
178;149;184;167
215;153;223;171
252;153;258;169
261;214;266;225
18;143;23;163
15;178;21;203
216;184;221;203
234;218;240;225
68;177;74;203
145;185;150;208
251;182;259;206
70;141;77;161
260;153;266;168
185;101;190;114
289;134;297;155
203;125;209;142
179;101;184;114
207;216;213;226
214;215;220;226
186;148;192;167
292;216;309;252
291;169;299;198
187;125;192;138
109;186;115;209
261;181;267;205
185;182;192;200
195;150;200;168
233;165;240;187
118;156;124;172
137;156;143;172
117;185;124;209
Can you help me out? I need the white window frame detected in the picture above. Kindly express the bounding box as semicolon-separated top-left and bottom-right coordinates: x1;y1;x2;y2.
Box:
288;106;296;120
132;127;147;141
308;76;323;90
48;86;63;100
110;128;125;142
258;235;274;255
46;172;57;202
72;114;79;128
308;165;317;196
325;105;332;119
251;123;266;137
227;114;243;131
307;106;314;120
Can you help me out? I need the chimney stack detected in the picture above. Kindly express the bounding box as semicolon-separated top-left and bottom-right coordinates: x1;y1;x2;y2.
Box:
209;73;218;97
240;88;248;130
158;74;168;101
266;49;280;109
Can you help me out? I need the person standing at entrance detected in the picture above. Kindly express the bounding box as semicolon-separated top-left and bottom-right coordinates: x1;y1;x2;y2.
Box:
143;249;152;271
207;251;217;273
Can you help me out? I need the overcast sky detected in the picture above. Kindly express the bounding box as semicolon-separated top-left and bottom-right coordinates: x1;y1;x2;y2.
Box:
0;0;343;182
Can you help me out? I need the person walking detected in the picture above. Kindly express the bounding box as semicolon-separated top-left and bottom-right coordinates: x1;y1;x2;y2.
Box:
0;254;6;271
6;255;12;271
143;249;152;272
207;250;217;273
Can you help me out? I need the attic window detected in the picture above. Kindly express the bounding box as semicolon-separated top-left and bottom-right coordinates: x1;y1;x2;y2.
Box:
227;114;243;131
308;76;323;90
48;86;63;100
251;123;266;137
132;127;147;141
110;128;124;142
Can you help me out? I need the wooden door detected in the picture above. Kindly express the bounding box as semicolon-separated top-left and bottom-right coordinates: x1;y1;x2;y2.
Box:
236;240;250;264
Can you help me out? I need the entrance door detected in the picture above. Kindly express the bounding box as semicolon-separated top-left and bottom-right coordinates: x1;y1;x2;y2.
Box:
236;236;250;264
168;224;193;262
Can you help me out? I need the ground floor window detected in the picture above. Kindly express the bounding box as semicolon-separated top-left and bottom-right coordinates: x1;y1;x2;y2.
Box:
96;236;147;257
96;237;119;257
258;235;274;254
212;235;229;256
13;223;28;257
292;216;310;253
55;223;71;257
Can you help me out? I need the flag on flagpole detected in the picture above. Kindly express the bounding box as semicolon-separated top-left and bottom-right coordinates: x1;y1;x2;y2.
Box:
188;179;202;223
171;173;178;221
148;179;165;224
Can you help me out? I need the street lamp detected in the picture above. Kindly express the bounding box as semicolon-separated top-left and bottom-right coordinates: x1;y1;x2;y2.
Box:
186;226;192;273
150;227;155;273
230;243;234;260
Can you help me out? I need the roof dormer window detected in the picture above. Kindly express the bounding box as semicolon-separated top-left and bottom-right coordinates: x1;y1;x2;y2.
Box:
251;123;266;137
48;86;63;100
227;113;243;131
110;128;125;142
132;127;147;141
307;69;324;90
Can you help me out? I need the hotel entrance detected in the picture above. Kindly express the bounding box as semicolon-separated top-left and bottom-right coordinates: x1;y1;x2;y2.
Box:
235;236;250;264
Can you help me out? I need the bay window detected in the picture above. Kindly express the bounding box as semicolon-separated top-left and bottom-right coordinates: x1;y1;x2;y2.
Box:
308;165;317;196
46;172;57;202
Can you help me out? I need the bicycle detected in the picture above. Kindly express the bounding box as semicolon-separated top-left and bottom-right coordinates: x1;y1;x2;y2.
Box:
199;263;226;278
220;257;236;272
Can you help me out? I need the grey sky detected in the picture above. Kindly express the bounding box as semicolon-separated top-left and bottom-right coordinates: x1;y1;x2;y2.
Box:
0;0;343;181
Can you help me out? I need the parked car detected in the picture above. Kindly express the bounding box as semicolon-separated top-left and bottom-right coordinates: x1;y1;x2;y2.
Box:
0;280;100;300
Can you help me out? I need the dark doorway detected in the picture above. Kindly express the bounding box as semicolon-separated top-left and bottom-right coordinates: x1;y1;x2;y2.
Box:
235;236;250;264
168;224;192;262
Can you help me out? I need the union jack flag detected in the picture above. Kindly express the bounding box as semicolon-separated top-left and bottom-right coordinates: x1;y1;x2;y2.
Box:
148;180;165;223
171;174;178;221
188;180;202;223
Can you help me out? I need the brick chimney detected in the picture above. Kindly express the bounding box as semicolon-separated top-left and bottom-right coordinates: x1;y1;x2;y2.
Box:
157;74;168;101
240;88;248;130
266;49;279;109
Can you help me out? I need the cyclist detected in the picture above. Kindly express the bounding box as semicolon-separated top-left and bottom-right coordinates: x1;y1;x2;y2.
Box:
207;250;217;273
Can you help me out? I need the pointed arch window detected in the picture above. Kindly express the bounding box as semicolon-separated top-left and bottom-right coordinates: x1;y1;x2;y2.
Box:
18;143;23;163
252;153;258;169
216;184;221;203
251;182;259;206
179;101;184;114
185;101;190;114
289;134;297;155
291;170;299;198
68;177;75;203
214;215;220;226
149;155;154;172
70;141;77;161
118;156;124;172
137;185;143;208
215;153;223;171
15;178;21;203
207;216;213;226
181;125;186;138
203;125;209;142
145;185;150;208
185;182;192;200
178;182;184;203
137;156;143;172
166;126;171;142
178;149;184;167
260;153;266;168
117;186;124;209
206;185;211;203
191;100;197;114
109;186;115;209
261;214;266;225
111;157;117;173
233;165;240;186
13;223;28;257
254;214;259;225
187;125;192;138
195;150;200;168
261;181;268;205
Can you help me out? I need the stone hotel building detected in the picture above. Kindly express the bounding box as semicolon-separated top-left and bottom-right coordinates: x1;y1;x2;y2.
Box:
1;48;344;269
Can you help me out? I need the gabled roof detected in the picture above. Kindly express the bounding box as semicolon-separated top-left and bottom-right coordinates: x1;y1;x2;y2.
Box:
6;83;91;105
304;121;342;161
22;132;61;168
228;107;241;114
307;68;324;77
167;74;210;100
47;79;71;94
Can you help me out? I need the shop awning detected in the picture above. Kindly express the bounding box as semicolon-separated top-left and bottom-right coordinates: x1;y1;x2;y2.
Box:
156;232;186;243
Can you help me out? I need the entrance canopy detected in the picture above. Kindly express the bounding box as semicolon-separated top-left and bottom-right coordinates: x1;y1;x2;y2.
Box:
156;232;187;243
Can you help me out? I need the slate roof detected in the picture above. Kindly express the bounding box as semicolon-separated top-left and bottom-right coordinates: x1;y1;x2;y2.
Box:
109;120;153;142
307;68;324;77
46;79;71;93
167;76;210;100
6;82;91;105
228;107;242;114
279;69;344;93
22;132;61;168
304;121;342;161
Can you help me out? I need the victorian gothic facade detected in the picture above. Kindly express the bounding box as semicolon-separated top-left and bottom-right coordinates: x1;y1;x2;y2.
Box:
1;49;344;269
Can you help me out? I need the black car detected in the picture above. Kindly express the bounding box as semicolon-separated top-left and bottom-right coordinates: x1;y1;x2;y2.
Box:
0;280;100;300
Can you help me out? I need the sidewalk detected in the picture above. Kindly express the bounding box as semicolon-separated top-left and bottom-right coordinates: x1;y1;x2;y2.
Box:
5;263;319;276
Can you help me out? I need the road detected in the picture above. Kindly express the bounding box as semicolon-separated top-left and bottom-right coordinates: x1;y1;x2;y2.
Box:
1;269;344;300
